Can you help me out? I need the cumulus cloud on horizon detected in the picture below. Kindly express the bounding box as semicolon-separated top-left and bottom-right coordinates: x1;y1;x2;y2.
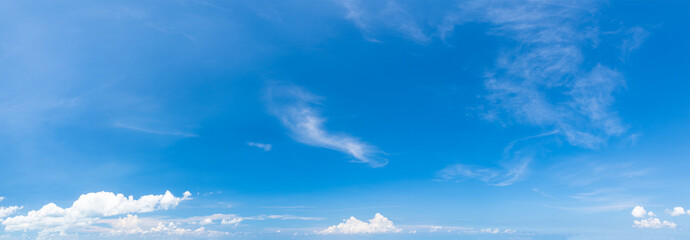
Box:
318;213;401;234
1;190;192;234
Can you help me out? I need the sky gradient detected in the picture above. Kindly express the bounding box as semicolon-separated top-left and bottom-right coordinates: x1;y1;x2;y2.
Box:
1;0;690;239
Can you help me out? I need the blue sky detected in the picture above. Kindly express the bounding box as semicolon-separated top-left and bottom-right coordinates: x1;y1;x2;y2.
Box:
0;0;689;239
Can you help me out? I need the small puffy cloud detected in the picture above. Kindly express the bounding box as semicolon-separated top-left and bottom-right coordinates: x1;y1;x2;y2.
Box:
148;222;225;236
668;207;687;216
318;213;401;234
102;213;234;237
221;217;242;226
633;217;676;229
0;196;4;202
631;206;676;229
0;206;22;218
480;228;500;234
1;190;191;234
247;142;272;151
111;214;145;234
200;218;213;225
631;206;647;218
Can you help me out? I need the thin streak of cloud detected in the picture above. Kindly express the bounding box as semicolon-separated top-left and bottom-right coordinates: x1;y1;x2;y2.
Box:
437;159;530;187
266;82;388;167
247;142;272;151
113;122;198;138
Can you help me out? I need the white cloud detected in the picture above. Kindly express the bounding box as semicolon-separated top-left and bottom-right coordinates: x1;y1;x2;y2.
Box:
667;207;689;216
266;83;387;167
221;217;242;226
0;206;22;218
404;225;518;235
0;196;4;202
474;0;629;149
318;213;401;234
633;217;676;229
246;214;324;221
621;26;649;58
339;0;430;43
200;218;213;225
1;190;191;234
631;206;647;218
110;214;145;234
631;206;676;229
340;1;636;149
101;213;235;236
247;142;272;151
437;159;529;187
148;222;226;237
113;122;198;138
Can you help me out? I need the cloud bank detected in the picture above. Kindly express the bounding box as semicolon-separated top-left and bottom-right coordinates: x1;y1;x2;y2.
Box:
1;190;191;234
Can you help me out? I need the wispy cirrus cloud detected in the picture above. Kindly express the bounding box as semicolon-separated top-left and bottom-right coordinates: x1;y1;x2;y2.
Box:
266;83;388;167
247;141;272;151
463;1;631;149
113;121;198;138
339;0;431;43
338;0;644;149
437;130;557;186
437;159;530;187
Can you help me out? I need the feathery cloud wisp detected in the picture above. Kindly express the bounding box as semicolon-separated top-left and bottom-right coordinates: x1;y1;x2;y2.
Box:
338;1;642;149
266;83;388;167
247;142;272;151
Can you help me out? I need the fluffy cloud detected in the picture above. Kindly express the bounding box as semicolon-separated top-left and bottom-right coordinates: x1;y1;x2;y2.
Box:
0;206;22;218
667;206;690;216
110;214;145;234
631;206;648;218
221;217;242;226
633;217;676;229
339;0;431;43
266;83;388;167
318;213;401;234
0;196;22;219
107;215;227;237
1;190;191;234
631;206;676;229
